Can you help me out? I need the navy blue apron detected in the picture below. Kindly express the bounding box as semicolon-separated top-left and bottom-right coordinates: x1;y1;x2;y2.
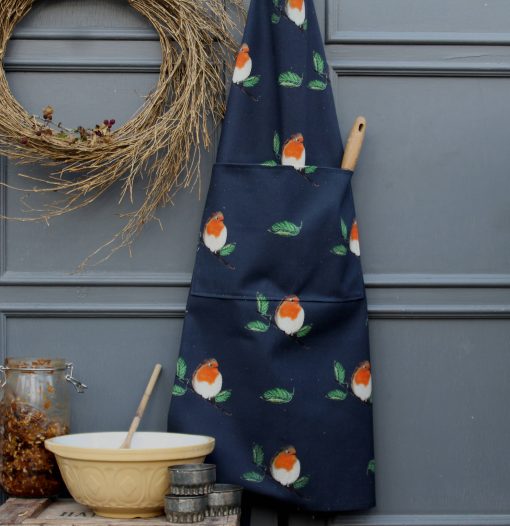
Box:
168;0;375;513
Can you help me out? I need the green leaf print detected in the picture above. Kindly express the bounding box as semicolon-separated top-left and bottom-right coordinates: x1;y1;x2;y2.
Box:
278;71;303;88
243;75;261;88
296;325;312;338
304;165;317;174
261;387;294;404
242;471;265;483
268;220;303;237
218;243;236;257
176;357;187;381
292;476;310;489
334;361;346;384
302;19;308;31
307;80;327;91
245;320;270;332
252;443;265;467
331;244;347;256
214;390;232;403
326;389;347;401
313;51;325;75
367;459;376;474
273;131;281;158
271;0;282;23
341;218;348;240
256;292;270;316
261;160;278;167
172;384;187;397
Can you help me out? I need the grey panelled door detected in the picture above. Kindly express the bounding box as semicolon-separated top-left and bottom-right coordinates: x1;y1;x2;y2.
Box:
1;1;510;526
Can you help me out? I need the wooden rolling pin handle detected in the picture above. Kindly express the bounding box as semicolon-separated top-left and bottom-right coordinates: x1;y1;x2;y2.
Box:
341;116;367;172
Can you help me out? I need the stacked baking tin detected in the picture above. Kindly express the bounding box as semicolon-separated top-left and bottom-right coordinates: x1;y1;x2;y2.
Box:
165;464;243;523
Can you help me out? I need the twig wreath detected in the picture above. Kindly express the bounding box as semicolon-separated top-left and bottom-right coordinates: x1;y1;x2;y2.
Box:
0;0;243;267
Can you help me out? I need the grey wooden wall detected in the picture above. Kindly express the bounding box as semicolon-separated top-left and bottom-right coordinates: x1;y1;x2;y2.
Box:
1;1;510;525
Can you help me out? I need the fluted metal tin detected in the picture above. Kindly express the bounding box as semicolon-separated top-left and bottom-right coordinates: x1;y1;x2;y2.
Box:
168;464;216;496
206;484;243;517
164;495;208;523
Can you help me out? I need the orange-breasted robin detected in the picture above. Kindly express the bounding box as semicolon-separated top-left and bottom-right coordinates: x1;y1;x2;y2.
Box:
270;446;301;486
192;359;223;400
203;211;227;254
285;0;306;28
275;295;305;336
350;219;360;256
351;361;372;402
282;133;306;170
232;43;252;85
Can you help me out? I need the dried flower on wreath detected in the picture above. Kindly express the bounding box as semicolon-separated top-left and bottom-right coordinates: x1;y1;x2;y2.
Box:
26;108;117;147
0;0;244;268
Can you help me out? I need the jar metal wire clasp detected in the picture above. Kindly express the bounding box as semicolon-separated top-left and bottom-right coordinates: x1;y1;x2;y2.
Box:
65;363;88;393
0;366;6;389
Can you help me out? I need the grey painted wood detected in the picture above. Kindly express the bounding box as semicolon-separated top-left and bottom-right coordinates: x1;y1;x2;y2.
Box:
335;76;510;275
15;0;150;30
1;1;509;525
2;155;209;275
326;0;510;43
370;320;510;513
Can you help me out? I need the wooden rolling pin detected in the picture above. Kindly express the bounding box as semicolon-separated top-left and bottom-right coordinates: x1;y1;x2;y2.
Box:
120;363;162;449
341;116;367;171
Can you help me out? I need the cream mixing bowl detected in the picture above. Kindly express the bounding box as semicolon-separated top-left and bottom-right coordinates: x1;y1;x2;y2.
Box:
45;431;215;518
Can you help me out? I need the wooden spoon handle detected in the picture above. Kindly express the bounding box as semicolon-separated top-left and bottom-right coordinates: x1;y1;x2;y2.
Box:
120;364;162;449
341;116;367;171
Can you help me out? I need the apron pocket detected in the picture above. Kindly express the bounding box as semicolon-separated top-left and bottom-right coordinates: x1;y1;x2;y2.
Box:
169;294;374;512
192;163;365;303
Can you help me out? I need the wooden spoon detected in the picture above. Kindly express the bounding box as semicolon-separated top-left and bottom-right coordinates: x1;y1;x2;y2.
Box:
341;116;367;171
120;363;162;449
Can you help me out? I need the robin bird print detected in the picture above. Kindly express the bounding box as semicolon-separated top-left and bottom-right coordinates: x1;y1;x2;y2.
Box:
270;446;301;486
350;219;361;256
203;211;227;254
285;0;306;28
275;295;305;336
192;359;223;400
351;361;372;402
282;133;306;170
232;43;252;85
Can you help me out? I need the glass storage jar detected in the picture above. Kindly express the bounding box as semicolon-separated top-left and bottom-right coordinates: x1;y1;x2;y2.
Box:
0;358;86;497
